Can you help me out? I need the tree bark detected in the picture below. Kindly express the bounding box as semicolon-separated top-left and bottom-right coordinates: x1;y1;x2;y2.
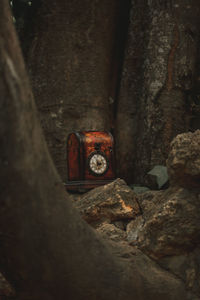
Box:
0;1;194;299
28;0;119;181
116;0;200;184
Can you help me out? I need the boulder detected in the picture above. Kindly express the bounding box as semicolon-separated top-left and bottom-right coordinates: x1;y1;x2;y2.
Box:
158;246;200;296
72;172;200;297
125;131;200;297
96;223;127;242
166;130;200;188
135;187;200;258
75;178;141;226
96;231;197;300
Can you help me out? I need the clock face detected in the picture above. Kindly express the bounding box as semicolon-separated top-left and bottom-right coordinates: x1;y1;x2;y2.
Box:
88;152;108;176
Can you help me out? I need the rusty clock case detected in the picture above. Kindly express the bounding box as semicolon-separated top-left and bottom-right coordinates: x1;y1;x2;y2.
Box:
65;131;115;191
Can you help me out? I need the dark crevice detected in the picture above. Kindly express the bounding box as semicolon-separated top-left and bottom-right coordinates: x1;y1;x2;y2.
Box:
109;0;132;134
11;0;42;58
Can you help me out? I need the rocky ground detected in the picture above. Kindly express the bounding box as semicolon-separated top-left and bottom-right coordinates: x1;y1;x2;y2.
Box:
1;130;200;299
71;129;200;299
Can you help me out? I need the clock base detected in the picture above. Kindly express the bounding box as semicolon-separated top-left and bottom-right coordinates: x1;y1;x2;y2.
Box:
64;180;114;192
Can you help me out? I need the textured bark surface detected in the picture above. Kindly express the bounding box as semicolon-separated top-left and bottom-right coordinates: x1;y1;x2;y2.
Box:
0;2;193;299
28;0;120;181
25;0;200;185
116;0;200;184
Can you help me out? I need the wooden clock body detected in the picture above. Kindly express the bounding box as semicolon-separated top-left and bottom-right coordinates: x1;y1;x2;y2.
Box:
66;131;115;191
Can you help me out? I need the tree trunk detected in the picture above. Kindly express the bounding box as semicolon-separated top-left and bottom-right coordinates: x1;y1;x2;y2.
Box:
28;0;119;181
116;0;200;184
0;1;193;299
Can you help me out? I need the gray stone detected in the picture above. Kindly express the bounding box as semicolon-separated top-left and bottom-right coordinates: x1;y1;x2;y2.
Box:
129;185;150;194
126;216;145;244
147;165;169;189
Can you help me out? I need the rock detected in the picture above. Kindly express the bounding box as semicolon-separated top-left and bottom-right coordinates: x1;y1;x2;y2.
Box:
143;173;158;190
72;173;200;297
96;223;127;242
126;186;200;297
126;216;144;244
125;131;200;297
135;187;200;258
112;220;126;231
71;133;200;298
146;165;169;189
158;246;200;297
136;190;164;215
166;130;200;188
99;237;197;300
75;178;141;225
129;184;150;194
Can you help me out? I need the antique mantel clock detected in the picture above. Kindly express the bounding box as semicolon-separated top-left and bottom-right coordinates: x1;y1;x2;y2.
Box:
65;131;115;191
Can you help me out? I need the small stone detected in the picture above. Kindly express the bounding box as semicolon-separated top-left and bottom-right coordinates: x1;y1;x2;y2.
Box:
126;216;145;244
129;185;150;194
